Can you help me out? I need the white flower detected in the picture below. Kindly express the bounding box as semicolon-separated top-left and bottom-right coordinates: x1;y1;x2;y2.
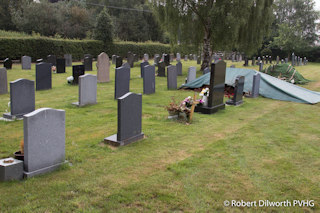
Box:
290;79;295;84
67;76;74;83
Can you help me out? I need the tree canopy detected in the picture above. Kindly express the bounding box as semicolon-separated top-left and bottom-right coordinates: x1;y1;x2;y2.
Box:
94;7;114;43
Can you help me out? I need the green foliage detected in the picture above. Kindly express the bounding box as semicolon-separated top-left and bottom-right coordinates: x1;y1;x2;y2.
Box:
0;37;172;60
94;7;113;44
261;48;273;56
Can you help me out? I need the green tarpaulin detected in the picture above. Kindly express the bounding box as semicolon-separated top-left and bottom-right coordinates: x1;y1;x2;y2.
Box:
180;68;320;104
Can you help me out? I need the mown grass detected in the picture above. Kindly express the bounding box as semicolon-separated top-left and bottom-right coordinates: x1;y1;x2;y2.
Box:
0;59;319;212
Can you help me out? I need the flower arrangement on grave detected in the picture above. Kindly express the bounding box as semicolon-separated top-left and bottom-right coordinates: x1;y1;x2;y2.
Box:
165;97;180;116
20;139;24;155
52;66;56;73
224;86;234;100
165;97;193;119
67;76;74;84
198;88;209;107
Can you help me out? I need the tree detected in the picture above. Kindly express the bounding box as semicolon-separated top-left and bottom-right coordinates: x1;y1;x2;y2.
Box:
270;0;319;55
93;7;113;43
152;0;274;70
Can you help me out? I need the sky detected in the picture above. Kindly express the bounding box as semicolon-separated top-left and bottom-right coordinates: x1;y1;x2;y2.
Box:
315;0;320;11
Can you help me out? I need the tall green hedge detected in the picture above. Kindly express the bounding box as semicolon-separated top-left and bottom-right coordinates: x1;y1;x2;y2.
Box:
0;37;173;61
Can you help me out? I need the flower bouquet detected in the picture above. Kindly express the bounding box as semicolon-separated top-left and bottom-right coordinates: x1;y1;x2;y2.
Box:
198;88;209;107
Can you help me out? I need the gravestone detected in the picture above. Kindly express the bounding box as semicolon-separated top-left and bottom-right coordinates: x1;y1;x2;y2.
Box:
36;59;43;63
249;73;261;98
140;61;149;78
64;54;72;67
176;61;182;76
0;68;8;95
281;59;284;64
230;65;235;68
276;56;279;64
259;62;263;72
239;54;242;61
164;54;170;66
197;56;201;64
116;56;123;68
157;61;166;77
104;92;144;146
195;61;226;114
252;57;256;66
176;53;181;61
23;108;66;178
304;57;307;65
167;65;177;90
292;53;295;66
269;56;272;64
265;56;268;64
262;56;265;64
3;79;35;119
112;55;116;64
203;67;210;74
154;55;160;65
0;158;23;181
226;76;245;105
3;58;12;69
114;66;130;99
184;55;188;61
73;74;97;107
189;54;193;60
127;52;134;68
300;57;303;66
56;58;65;73
257;57;261;65
193;54;197;61
232;54;235;62
36;62;52;90
72;65;85;85
134;54;138;62
144;53;149;62
143;65;155;95
96;52;110;83
244;57;249;66
285;58;288;63
122;63;130;69
22;56;31;70
187;67;197;83
170;53;174;62
295;56;297;66
83;56;92;71
47;55;56;66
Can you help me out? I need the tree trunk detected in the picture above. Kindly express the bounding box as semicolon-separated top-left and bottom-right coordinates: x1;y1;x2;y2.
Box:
201;30;212;71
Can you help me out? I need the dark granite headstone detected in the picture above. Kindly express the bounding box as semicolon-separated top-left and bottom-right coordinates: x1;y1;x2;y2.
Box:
3;79;35;119
140;61;149;78
265;55;268;64
114;66;130;99
83;56;92;71
127;52;134;68
157;61;166;77
72;65;85;85
104;92;144;146
36;62;52;90
164;54;170;66
195;61;226;114
176;61;182;76
262;56;265;65
36;59;43;63
244;57;248;66
167;65;177;90
56;58;65;73
116;56;123;68
23;108;66;178
249;73;260;98
64;54;72;67
226;76;245;105
3;58;12;69
0;68;8;95
47;55;56;66
143;65;155;95
269;56;272;64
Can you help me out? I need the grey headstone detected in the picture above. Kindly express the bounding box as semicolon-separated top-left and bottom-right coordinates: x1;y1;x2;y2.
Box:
176;53;181;62
252;57;256;66
226;76;245;105
154;55;161;65
127;52;134;68
0;68;8;95
143;53;149;62
184;55;188;61
276;56;279;64
187;67;196;83
36;62;52;90
3;58;12;69
73;74;97;106
97;52;110;83
197;56;201;64
250;73;260;98
143;65;155;95
232;54;235;62
115;66;130;99
112;55;116;65
170;53;174;62
265;55;268;64
189;54;193;60
64;54;72;67
116;56;123;68
176;62;182;76
157;61;166;77
23;108;66;178
140;61;149;78
195;61;226;114
203;67;210;74
292;53;295;66
56;58;65;73
83;56;93;71
281;59;284;64
193;54;197;61
104;92;144;146
122;63;131;69
72;65;85;85
167;65;177;90
0;158;23;181
22;56;31;70
259;62;263;72
47;55;56;66
3;79;35;119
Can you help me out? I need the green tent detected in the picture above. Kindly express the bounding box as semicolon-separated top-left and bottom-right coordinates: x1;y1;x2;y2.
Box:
180;68;320;104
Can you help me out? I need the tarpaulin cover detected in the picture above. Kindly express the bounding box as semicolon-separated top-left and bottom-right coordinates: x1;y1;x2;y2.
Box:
180;68;320;104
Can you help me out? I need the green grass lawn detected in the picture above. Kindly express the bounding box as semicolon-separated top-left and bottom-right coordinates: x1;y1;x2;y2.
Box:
0;60;319;212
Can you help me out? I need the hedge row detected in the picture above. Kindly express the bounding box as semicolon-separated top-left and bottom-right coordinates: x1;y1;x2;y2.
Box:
0;37;174;61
